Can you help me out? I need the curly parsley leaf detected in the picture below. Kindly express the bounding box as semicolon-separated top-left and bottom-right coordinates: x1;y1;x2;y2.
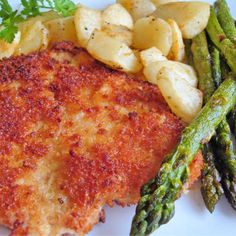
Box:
0;0;24;24
0;0;14;20
0;23;18;43
53;0;76;16
21;0;41;17
0;0;24;43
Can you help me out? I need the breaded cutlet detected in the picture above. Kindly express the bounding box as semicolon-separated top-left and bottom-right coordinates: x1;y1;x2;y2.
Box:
0;42;203;236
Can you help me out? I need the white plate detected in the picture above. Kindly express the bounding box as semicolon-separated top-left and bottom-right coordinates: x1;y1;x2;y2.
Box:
1;1;236;236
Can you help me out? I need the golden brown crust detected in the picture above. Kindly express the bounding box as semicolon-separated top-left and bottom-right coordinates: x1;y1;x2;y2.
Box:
0;42;202;235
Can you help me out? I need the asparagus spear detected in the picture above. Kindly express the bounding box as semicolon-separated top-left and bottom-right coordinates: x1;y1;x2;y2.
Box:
211;46;221;88
191;32;223;212
220;58;230;80
221;174;236;210
201;144;224;213
184;39;194;67
206;7;236;73
214;0;236;43
220;61;236;138
215;119;236;174
213;0;236;138
130;76;236;236
191;31;215;103
229;106;236;137
192;29;236;211
214;140;236;211
209;42;236;178
209;3;236;208
214;118;236;210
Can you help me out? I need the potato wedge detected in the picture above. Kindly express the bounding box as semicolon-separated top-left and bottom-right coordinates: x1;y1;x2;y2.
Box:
151;0;180;7
156;67;203;123
117;0;156;22
45;16;78;46
87;30;142;73
15;21;49;55
133;49;142;63
31;10;60;22
102;24;133;46
0;31;21;60
144;61;198;87
74;6;102;48
133;16;172;56
176;63;198;87
140;47;167;67
167;19;185;61
18;11;60;31
153;2;210;39
102;3;133;29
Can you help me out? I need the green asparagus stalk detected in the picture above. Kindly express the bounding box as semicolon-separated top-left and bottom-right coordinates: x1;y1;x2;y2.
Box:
229;106;236;137
215;119;236;174
220;58;230;80
213;0;236;139
219;52;235;137
206;7;236;73
214;140;236;211
130;76;236;236
221;174;236;210
209;43;236;178
184;39;194;67
211;46;221;88
214;118;236;210
201;144;224;213
191;31;215;103
210;3;236;209
192;28;236;211
191;32;223;212
214;0;236;43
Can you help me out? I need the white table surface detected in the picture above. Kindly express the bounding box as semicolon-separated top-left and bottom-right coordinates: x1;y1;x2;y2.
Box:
1;1;236;236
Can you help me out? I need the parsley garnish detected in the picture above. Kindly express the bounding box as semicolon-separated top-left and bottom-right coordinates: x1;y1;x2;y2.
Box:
53;0;76;16
0;0;76;43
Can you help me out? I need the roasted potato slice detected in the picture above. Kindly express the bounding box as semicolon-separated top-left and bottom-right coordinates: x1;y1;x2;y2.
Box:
74;6;102;48
151;0;181;7
133;16;172;56
102;3;133;29
167;19;185;61
87;30;142;73
45;16;78;46
153;2;210;39
15;21;49;55
31;10;60;22
18;11;60;30
144;61;198;87
156;67;203;123
140;47;167;67
117;0;156;21
0;31;21;60
102;24;133;46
